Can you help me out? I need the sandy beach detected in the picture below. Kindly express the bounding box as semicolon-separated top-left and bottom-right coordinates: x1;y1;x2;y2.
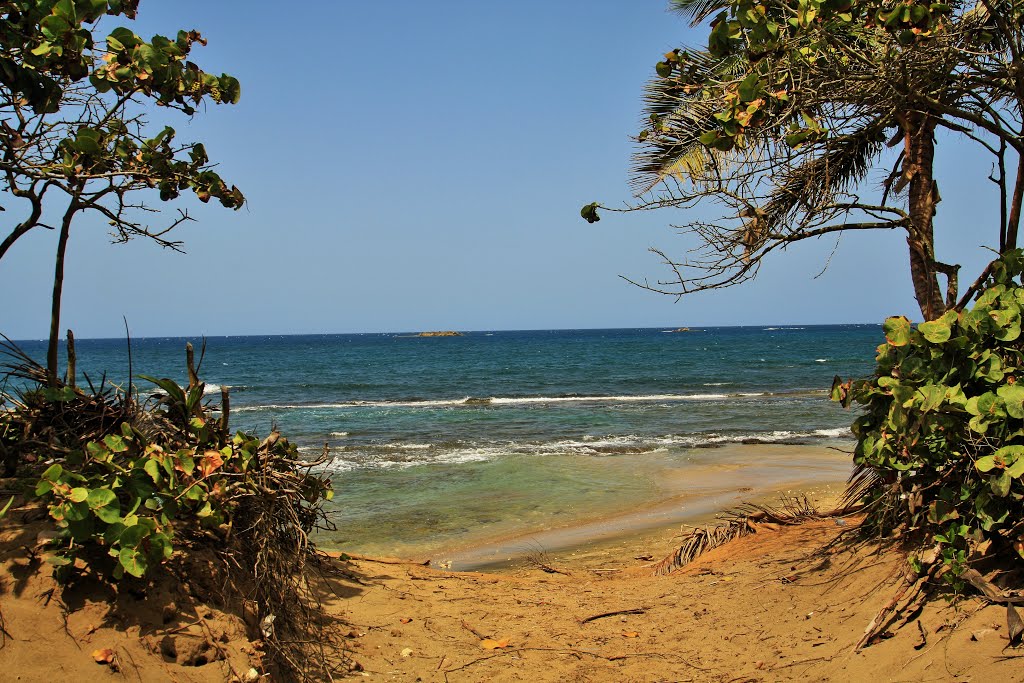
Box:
3;500;1016;682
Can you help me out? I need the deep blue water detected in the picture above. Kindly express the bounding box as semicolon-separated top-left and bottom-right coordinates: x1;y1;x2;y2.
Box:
7;325;881;554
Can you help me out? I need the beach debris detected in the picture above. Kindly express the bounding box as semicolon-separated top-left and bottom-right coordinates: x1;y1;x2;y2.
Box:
651;495;837;576
399;617;413;624
1008;604;1024;646
914;621;927;650
621;631;640;638
244;668;261;682
92;647;116;665
479;638;512;650
461;620;487;640
401;647;414;657
581;607;648;624
259;614;276;639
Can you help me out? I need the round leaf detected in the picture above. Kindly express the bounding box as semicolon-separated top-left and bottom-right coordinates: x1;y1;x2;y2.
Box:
883;316;912;346
918;319;951;343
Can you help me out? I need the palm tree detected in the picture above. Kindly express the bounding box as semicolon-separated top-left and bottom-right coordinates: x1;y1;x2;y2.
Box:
621;0;1024;321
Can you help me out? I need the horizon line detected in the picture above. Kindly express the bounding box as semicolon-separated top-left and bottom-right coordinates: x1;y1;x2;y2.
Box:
8;322;883;343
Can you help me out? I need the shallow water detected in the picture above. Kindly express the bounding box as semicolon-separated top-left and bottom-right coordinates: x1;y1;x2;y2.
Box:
9;325;879;556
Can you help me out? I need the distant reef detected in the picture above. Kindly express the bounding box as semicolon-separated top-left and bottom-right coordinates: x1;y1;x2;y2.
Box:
416;330;463;337
667;327;691;333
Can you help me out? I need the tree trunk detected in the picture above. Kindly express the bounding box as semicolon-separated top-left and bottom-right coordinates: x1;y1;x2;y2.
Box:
903;114;944;321
46;196;79;385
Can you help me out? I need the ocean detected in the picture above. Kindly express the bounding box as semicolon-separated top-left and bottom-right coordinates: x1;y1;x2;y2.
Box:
7;325;880;559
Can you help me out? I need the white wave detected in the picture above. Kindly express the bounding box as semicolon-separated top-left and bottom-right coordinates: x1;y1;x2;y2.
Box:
234;392;781;412
703;382;731;386
329;431;350;437
814;358;829;363
202;383;247;396
814;427;852;438
315;427;856;472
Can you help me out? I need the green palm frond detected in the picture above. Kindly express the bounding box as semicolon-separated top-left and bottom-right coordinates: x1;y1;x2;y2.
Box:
670;0;731;25
632;50;745;194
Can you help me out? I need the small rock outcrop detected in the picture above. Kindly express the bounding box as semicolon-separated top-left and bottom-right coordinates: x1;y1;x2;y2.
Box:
416;331;463;337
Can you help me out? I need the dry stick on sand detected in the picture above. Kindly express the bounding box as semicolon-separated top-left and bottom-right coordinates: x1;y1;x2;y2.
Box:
580;608;648;624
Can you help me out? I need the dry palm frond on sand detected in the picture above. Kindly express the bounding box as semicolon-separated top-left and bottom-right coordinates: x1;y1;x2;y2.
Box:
651;495;857;576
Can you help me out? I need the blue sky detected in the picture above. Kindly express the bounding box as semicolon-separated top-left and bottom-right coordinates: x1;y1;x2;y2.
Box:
0;1;1003;338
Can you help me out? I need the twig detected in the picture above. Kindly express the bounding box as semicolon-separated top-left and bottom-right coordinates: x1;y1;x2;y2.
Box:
342;554;431;566
580;608;647;624
461;620;486;640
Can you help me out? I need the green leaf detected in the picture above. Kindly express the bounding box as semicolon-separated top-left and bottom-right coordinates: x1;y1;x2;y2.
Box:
118;523;148;549
991;471;1013;497
917;384;946;413
118;547;148;578
1007;456;1024;479
86;488;116;509
46;554;72;567
580;202;601;224
883;316;912;346
64;501;90;523
143;458;161;484
928;499;959;524
41;464;64;482
976;455;998;472
998;385;1024;419
103;434;128;453
737;73;760;102
68;487;89;503
918;318;951;343
138;375;187;406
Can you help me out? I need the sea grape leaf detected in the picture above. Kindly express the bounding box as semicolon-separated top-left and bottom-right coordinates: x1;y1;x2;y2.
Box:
143;458;161;484
118;547;148;577
917;385;946;412
918;318;951;343
884;316;912;346
991;472;1013;497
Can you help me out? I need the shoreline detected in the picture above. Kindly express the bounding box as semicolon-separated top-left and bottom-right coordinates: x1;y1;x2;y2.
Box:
325;442;853;571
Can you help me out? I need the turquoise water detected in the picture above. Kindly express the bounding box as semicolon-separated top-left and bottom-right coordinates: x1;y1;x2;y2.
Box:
8;326;880;555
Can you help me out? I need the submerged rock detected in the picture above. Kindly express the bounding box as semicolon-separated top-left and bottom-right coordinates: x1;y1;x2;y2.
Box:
416;330;463;337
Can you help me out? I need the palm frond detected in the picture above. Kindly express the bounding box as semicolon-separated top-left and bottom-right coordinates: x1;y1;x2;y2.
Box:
652;495;821;576
670;0;731;25
631;50;744;194
760;117;889;229
841;462;879;510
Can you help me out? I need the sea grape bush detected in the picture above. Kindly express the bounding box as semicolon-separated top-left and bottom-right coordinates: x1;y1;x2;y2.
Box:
833;251;1024;579
32;377;333;580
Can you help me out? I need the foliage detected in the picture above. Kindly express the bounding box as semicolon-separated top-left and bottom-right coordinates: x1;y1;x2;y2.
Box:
2;342;343;678
833;251;1024;581
587;0;1024;320
34;418;332;580
0;1;245;382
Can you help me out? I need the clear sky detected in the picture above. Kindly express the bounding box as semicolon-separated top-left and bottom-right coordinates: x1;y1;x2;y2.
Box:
0;1;1003;339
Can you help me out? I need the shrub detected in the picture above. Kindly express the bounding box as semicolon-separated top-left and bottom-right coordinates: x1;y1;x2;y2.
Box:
833;251;1024;581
